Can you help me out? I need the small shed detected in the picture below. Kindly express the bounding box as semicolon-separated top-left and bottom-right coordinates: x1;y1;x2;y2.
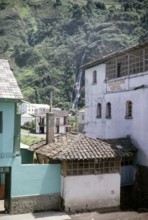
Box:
29;132;137;212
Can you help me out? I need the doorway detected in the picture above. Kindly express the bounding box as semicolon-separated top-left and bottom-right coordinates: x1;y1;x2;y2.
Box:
0;167;11;213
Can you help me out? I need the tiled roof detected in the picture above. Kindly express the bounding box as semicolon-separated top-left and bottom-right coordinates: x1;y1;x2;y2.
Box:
29;133;137;161
103;137;137;153
0;59;23;100
52;109;69;117
35;109;69;117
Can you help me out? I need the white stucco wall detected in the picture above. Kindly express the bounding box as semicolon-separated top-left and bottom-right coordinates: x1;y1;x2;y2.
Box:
85;65;148;166
35;116;66;134
78;111;85;124
61;173;120;212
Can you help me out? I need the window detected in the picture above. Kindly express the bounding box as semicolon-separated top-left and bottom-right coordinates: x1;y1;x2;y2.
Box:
0;112;3;133
106;59;116;80
62;159;120;176
117;63;121;77
93;70;97;84
96;103;102;118
126;101;132;118
56;118;60;126
106;102;111;118
129;50;143;74
121;157;133;166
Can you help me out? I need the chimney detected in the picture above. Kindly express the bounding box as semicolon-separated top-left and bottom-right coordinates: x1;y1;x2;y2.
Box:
46;112;54;144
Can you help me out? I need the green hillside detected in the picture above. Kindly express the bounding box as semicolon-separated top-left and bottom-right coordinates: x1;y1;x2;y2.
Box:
0;0;148;109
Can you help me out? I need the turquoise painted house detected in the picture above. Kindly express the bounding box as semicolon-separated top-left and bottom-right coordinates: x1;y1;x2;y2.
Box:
0;59;61;214
0;59;23;210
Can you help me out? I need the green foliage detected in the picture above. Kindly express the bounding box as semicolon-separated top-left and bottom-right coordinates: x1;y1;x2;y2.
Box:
21;135;44;145
0;0;147;110
23;119;36;133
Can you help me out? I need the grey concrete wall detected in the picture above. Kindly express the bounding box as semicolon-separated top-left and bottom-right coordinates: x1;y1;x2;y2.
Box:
9;194;60;214
46;113;55;144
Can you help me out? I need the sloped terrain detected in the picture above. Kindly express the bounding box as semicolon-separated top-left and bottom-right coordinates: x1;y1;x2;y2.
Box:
0;0;148;109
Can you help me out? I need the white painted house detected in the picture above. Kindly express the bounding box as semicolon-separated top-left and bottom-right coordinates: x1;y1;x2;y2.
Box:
30;130;136;212
82;42;148;168
20;101;49;115
35;109;70;134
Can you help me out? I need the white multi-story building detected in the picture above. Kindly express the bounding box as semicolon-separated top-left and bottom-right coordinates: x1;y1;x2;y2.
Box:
35;109;71;134
20;101;50;115
83;42;148;167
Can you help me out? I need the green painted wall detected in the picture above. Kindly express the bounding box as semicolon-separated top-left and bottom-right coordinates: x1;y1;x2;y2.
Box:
11;164;61;197
21;149;33;164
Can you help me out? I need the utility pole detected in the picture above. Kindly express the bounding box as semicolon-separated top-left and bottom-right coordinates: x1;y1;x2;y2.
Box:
50;90;53;112
75;107;79;132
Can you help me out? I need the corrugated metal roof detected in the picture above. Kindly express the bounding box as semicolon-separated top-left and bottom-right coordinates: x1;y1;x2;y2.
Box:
0;59;23;100
29;133;137;160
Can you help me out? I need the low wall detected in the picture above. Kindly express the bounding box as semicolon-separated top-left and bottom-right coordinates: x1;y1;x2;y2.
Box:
10;163;61;214
61;173;120;212
10;194;60;214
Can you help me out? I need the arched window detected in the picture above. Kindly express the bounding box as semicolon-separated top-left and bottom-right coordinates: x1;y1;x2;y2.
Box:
126;101;132;118
106;102;111;118
93;70;97;84
96;103;101;118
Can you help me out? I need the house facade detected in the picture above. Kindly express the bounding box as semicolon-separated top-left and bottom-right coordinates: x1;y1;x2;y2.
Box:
35;109;70;134
83;42;148;208
83;43;148;167
0;59;23;211
0;60;61;215
20;101;49;115
29;113;137;212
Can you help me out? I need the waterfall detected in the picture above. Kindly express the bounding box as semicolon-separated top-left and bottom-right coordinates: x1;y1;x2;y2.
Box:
72;50;86;109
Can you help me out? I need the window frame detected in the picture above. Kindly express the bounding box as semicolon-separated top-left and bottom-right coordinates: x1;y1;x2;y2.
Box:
106;102;111;119
117;62;121;77
125;100;133;119
96;103;102;118
92;70;97;84
62;159;121;176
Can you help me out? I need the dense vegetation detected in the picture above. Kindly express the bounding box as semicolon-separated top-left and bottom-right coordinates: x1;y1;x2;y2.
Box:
0;0;148;109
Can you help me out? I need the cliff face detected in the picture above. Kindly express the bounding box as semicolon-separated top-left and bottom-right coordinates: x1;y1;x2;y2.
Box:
0;0;147;108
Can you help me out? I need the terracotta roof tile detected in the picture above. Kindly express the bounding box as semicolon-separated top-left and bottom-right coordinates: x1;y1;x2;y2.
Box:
29;133;137;161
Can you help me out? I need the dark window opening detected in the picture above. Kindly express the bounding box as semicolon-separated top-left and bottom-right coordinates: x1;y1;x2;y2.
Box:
106;102;111;118
64;117;67;125
97;103;102;118
56;126;59;133
93;70;97;84
117;63;121;77
126;101;133;118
